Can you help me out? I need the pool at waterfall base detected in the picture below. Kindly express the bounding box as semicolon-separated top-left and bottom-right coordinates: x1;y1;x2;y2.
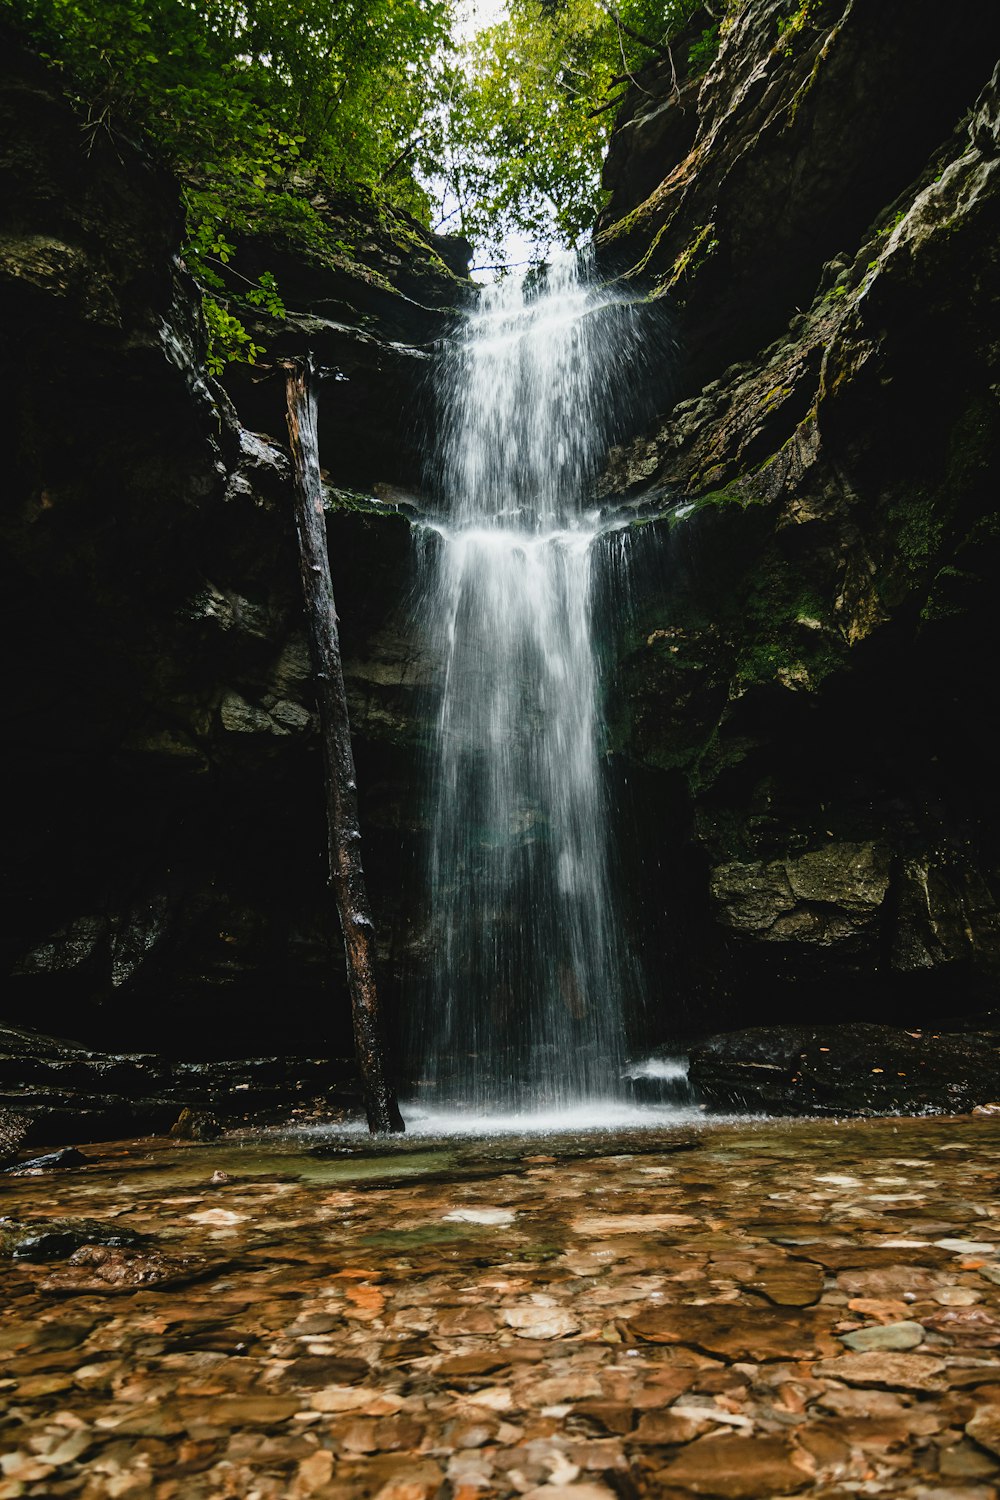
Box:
3;1112;1000;1498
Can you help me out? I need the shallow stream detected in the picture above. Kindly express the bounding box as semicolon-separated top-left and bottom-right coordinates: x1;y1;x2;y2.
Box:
3;1113;1000;1496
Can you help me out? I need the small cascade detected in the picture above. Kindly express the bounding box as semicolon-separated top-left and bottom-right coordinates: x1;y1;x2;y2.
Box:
415;256;647;1112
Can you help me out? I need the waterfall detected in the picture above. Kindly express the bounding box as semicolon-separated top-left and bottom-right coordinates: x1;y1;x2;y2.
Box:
415;255;645;1112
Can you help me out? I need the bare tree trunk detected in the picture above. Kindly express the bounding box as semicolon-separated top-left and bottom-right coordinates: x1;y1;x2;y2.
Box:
285;362;405;1135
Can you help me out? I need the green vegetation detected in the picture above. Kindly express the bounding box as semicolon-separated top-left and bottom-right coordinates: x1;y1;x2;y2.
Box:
687;21;719;73
8;0;449;202
5;0;450;365
776;0;819;51
440;0;724;262
4;0;737;351
888;492;945;577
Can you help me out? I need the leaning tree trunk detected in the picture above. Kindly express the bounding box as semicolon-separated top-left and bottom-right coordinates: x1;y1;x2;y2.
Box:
285;362;405;1135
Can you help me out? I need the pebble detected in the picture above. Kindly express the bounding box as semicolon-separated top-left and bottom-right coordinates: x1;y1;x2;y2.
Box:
840;1319;926;1351
443;1207;516;1226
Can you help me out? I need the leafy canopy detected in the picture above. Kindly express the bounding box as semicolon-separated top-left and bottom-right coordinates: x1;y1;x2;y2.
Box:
8;0;450;198
6;0;451;364
4;0;724;354
438;0;719;264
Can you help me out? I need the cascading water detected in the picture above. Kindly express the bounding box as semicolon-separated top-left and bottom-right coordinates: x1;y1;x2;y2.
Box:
414;255;646;1113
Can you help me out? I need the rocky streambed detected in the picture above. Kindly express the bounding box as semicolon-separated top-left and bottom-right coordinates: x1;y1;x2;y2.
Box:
3;1115;1000;1497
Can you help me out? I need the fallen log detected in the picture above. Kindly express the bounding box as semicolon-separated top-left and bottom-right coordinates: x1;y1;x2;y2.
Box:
285;361;404;1135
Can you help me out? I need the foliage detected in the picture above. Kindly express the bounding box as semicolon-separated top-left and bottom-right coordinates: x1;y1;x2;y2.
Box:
437;0;611;259
182;207;285;370
776;0;820;51
4;0;450;363
6;0;739;297
687;22;719;74
436;0;721;264
7;0;450;188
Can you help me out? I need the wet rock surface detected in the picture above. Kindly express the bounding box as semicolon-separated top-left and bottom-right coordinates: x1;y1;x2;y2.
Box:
688;1024;1000;1117
5;2;1000;1073
595;0;1000;399
2;1114;1000;1497
0;1024;361;1147
596;13;1000;1036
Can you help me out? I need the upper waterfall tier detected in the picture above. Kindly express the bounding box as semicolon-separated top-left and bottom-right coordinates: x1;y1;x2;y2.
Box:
433;255;645;531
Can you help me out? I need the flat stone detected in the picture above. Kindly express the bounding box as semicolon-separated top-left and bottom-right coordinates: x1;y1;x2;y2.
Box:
105;1402;189;1437
503;1306;580;1339
629;1409;710;1444
465;1385;513;1411
0;1319;97;1354
924;1307;1000;1346
628;1304;837;1361
840;1320;925;1351
966;1405;1000;1457
520;1486;616;1500
632;1370;696;1408
443;1208;516;1226
200;1395;300;1425
294;1450;334;1494
530;1374;603;1405
741;1262;825;1306
436;1353;511;1382
654;1434;814;1497
277;1355;369;1388
435;1307;499;1335
571;1213;700;1235
911;1488;1000;1500
291;1313;340;1335
8;1373;74;1398
939;1438;1000;1478
837;1266;942;1298
570;1401;634;1434
794;1245;951;1270
311;1387;404;1414
812;1352;947;1390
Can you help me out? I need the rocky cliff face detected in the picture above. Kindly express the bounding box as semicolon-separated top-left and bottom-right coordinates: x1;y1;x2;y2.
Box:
0;36;468;1064
593;0;1000;1036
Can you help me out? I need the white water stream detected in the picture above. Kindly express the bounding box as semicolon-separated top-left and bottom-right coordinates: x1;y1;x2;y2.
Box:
414;256;646;1111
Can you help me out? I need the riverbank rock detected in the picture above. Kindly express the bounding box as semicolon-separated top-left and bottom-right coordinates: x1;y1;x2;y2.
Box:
688;1023;1000;1115
0;1024;361;1145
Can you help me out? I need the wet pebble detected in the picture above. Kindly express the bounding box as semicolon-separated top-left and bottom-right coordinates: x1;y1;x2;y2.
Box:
840;1319;926;1352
